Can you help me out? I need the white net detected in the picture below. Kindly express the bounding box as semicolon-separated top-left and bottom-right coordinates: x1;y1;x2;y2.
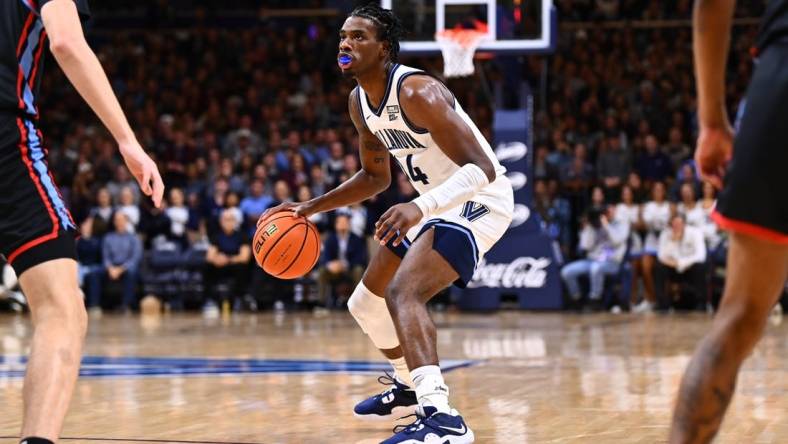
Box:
436;29;487;78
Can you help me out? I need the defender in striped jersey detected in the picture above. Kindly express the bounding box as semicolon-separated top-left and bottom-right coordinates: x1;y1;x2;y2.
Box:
1;1;163;443
261;4;513;443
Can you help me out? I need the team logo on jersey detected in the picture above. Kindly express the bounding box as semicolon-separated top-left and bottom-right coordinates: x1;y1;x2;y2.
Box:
461;201;490;222
374;129;427;150
386;105;400;121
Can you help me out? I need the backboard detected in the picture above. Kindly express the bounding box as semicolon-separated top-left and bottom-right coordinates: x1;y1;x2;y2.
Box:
380;0;556;54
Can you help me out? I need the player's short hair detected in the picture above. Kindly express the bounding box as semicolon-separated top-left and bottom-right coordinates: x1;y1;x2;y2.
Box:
349;3;404;62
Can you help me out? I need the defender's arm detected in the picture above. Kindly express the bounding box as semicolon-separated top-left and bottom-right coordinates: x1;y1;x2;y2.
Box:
41;0;164;206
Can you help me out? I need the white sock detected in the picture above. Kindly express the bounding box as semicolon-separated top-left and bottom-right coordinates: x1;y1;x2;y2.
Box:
411;365;450;414
389;356;414;389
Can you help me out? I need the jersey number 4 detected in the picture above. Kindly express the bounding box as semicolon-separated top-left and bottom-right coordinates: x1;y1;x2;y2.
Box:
461;201;490;222
405;154;429;185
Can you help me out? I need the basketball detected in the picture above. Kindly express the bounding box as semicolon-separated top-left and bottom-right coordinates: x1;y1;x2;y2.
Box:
253;211;321;279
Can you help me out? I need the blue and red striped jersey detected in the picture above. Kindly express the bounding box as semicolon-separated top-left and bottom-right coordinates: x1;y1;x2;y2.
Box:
0;0;90;118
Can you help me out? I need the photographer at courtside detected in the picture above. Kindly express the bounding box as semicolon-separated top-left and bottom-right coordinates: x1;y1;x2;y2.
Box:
561;205;630;310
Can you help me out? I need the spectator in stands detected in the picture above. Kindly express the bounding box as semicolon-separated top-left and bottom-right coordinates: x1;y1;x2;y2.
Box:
560;143;594;196
310;164;327;197
90;187;114;237
224;191;244;230
664;127;692;171
639;180;673;310
186;191;206;243
627;172;648;203
561;205;630;310
240;179;274;230
533;145;558;181
677;183;705;229
290;153;310;190
344;203;368;238
205;177;229;235
106;165;140;205
636;135;673;185
218;158;246;195
272;180;293;206
672;162;701;199
204;209;251;304
343;152;359;176
589;186;606;214
614;186;646;309
76;217;103;313
165;188;189;249
95;212;143;312
534;179;572;256
225;127;263;163
655;214;707;311
250;164;271;192
324;141;345;189
596;134;631;200
117;186;140;233
318;213;367;306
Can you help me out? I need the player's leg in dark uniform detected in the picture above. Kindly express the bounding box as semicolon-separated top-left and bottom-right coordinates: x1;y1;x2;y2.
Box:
670;41;788;444
0;116;85;442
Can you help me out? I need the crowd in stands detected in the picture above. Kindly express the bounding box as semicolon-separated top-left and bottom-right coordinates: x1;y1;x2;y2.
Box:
8;3;760;313
537;4;760;311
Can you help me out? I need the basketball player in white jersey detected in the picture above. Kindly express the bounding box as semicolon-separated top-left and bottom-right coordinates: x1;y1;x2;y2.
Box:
262;5;512;443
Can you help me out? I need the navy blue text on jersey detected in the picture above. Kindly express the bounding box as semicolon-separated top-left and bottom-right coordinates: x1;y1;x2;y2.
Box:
374;129;426;151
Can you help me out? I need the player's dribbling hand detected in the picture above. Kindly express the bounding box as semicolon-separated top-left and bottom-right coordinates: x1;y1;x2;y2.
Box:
375;203;423;247
695;124;733;190
257;201;313;227
119;140;165;208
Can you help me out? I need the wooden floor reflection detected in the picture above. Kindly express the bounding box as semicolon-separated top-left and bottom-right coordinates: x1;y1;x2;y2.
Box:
2;310;788;443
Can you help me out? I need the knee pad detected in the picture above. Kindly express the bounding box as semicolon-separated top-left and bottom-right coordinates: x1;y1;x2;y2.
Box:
347;282;400;350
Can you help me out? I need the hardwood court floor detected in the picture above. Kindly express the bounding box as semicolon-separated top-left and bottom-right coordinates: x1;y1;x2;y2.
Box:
1;310;788;443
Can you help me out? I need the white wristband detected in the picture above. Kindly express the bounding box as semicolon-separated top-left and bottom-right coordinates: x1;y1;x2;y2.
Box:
411;163;490;219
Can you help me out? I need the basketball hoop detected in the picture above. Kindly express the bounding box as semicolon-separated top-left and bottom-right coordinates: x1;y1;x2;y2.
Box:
436;25;488;78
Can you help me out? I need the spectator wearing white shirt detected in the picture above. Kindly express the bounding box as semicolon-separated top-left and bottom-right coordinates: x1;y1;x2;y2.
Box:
641;181;672;309
677;183;705;229
655;214;708;311
615;186;650;311
165;188;189;249
117;186;140;233
561;205;630;310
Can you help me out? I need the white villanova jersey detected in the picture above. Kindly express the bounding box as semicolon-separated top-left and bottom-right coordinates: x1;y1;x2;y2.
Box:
355;63;514;279
356;64;507;196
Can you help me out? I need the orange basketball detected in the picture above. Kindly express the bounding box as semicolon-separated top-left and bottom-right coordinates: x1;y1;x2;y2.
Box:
252;211;321;279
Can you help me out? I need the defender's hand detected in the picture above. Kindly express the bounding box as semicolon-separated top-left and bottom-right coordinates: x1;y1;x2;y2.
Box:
258;201;314;227
695;125;733;190
375;203;423;247
119;140;164;208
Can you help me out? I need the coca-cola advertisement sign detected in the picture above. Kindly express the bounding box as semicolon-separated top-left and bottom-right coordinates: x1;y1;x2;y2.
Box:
468;257;551;289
